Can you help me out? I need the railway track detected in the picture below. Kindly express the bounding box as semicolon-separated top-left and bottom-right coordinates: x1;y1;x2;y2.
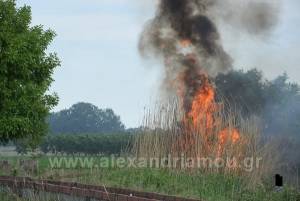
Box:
0;176;201;201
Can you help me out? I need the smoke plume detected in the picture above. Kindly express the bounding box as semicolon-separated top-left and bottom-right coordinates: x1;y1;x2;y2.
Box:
139;0;281;111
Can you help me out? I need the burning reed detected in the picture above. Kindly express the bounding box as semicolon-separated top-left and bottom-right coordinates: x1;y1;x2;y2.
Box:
132;98;276;175
134;0;281;183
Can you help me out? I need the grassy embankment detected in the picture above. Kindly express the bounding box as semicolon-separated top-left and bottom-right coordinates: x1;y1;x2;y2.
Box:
0;155;299;201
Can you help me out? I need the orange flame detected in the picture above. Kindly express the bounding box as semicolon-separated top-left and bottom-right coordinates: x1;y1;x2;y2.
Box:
180;39;192;48
187;76;215;130
174;39;241;157
218;128;240;155
179;69;240;156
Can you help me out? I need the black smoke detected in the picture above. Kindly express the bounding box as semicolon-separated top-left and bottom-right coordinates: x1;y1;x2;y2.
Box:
139;0;280;97
139;0;232;77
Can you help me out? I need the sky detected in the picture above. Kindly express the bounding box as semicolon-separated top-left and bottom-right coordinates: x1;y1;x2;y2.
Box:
16;0;300;128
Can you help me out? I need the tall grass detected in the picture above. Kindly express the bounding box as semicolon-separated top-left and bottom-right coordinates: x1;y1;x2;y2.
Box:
132;98;278;185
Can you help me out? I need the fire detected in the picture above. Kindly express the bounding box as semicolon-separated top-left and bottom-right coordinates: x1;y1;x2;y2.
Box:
180;39;192;47
219;128;240;144
218;128;240;155
187;76;215;130
179;68;241;156
175;39;241;157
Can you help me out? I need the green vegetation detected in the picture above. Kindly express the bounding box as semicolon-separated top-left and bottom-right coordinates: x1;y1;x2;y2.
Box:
216;69;300;170
0;192;19;201
0;0;59;145
76;168;300;201
1;155;300;201
13;133;132;155
48;102;125;134
39;133;132;155
216;69;300;137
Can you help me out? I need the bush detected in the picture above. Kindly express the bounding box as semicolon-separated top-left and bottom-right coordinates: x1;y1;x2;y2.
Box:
39;133;133;155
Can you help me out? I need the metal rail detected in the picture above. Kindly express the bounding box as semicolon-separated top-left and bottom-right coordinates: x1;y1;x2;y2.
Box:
0;176;201;201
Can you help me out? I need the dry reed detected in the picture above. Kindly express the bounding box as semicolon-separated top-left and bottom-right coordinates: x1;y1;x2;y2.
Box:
132;98;278;185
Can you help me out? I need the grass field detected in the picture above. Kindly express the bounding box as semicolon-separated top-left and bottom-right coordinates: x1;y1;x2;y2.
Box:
0;155;300;201
0;193;17;201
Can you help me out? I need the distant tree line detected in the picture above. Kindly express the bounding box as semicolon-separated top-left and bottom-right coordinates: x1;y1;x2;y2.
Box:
14;102;128;153
48;102;125;134
34;134;132;155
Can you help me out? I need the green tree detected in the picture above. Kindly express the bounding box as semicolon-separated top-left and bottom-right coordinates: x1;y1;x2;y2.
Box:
216;69;300;137
263;73;300;136
0;1;60;145
215;69;266;116
48;102;125;134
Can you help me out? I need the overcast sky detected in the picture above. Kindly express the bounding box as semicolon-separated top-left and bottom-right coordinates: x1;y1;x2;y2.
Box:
16;0;300;128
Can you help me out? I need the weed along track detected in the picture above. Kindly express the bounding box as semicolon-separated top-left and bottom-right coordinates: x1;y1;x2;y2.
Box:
0;176;202;201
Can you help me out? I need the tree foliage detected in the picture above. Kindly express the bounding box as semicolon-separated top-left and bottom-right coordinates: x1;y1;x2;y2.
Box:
215;69;266;115
38;134;132;155
215;69;300;137
0;0;59;144
48;103;125;134
263;73;300;136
